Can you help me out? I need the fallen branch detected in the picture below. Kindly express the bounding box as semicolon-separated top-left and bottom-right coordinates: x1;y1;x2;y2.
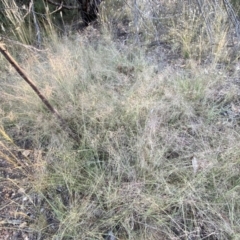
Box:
0;42;80;143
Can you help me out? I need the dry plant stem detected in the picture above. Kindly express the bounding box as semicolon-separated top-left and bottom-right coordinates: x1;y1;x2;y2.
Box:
0;43;80;143
44;0;78;10
1;36;46;52
30;0;42;48
223;0;240;38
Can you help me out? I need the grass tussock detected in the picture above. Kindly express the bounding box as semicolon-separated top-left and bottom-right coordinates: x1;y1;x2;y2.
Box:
1;36;240;239
1;1;240;240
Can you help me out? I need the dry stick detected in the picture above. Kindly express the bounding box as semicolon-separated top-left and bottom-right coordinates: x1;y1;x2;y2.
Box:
0;43;80;143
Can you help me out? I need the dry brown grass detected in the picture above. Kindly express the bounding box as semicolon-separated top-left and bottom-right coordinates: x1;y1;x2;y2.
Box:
1;1;240;239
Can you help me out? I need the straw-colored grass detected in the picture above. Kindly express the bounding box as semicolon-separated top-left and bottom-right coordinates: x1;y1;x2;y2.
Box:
1;0;240;239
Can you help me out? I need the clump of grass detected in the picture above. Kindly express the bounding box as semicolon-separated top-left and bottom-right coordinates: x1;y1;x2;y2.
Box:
1;33;240;239
1;0;59;46
1;0;31;44
1;1;240;239
168;2;229;62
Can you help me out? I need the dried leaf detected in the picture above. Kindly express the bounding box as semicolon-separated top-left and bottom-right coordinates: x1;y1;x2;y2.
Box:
22;150;31;157
19;222;27;228
18;188;26;194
